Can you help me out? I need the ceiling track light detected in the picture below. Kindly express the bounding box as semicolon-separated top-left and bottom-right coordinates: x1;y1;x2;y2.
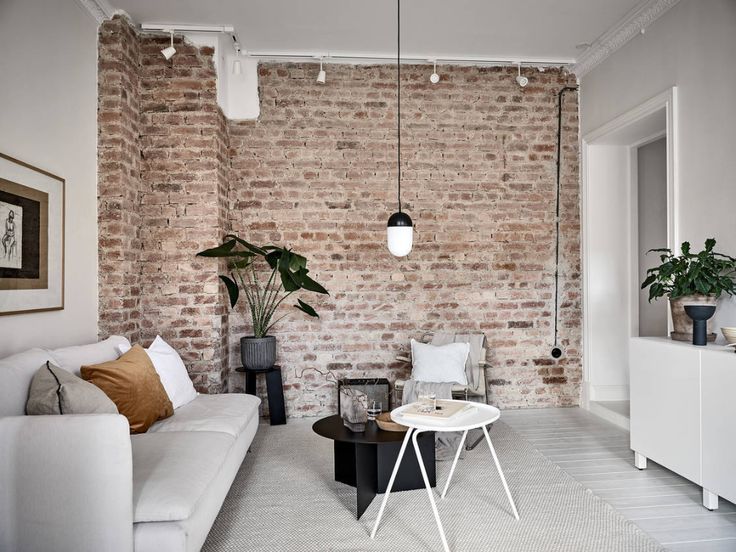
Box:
161;30;176;60
232;42;242;75
515;63;529;87
429;59;440;84
316;57;326;84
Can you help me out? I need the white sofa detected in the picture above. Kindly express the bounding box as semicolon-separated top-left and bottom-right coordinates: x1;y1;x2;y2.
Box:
0;336;261;552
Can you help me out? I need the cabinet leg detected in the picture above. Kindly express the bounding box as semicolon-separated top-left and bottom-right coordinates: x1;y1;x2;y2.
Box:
634;451;647;470
703;489;719;511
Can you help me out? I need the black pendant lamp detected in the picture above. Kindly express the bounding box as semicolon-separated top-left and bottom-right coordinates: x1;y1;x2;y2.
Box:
386;0;413;257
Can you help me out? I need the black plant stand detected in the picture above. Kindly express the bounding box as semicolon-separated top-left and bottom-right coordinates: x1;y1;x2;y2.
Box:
236;365;286;425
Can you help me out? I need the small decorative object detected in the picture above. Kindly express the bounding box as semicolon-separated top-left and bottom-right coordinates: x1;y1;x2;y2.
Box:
376;412;407;432
367;400;382;421
340;388;368;432
197;235;328;370
337;378;391;415
0;153;64;315
641;239;736;342
721;327;736;345
684;305;717;346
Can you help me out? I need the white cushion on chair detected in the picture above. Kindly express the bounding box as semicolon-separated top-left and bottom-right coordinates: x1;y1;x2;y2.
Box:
410;339;469;385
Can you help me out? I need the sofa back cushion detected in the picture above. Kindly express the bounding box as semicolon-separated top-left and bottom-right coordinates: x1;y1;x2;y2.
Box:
49;336;130;376
0;336;130;417
0;348;55;417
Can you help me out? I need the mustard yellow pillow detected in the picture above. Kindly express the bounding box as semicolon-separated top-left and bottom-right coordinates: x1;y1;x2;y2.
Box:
81;344;173;433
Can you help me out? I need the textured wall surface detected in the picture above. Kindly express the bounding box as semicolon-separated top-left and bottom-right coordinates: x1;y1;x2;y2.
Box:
98;17;142;344
98;17;229;392
97;17;581;411
227;64;581;414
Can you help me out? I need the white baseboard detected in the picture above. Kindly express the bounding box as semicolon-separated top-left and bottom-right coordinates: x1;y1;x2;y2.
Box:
589;401;630;430
590;384;629;402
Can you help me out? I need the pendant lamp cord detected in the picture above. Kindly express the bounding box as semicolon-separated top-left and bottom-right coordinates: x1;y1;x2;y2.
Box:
397;0;402;213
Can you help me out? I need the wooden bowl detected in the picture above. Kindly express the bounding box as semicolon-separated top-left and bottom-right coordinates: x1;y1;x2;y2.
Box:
721;327;736;345
376;412;408;432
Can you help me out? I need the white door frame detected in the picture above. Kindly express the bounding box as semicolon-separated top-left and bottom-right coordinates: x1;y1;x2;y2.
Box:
581;87;678;408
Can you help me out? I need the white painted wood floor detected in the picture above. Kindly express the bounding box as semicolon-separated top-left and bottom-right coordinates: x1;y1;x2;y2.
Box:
502;407;736;552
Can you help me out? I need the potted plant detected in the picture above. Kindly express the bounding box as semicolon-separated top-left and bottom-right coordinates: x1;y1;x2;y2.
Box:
641;238;736;341
197;235;328;370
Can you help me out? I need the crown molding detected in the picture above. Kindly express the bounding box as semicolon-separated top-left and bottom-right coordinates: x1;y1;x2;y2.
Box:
573;0;681;77
75;0;115;24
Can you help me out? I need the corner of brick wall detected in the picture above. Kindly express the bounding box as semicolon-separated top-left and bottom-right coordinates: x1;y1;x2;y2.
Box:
97;17;230;393
97;15;142;344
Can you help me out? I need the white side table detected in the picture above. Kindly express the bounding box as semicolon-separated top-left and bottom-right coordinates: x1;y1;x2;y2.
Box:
371;400;519;552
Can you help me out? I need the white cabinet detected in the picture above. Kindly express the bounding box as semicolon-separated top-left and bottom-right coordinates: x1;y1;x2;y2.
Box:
630;337;736;509
702;349;736;505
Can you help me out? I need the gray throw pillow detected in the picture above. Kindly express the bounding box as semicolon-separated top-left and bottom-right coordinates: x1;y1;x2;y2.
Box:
26;361;118;415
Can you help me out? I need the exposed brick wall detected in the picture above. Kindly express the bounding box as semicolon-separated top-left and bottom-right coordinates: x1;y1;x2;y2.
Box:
97;16;229;392
97;17;581;409
227;64;581;414
97;17;142;343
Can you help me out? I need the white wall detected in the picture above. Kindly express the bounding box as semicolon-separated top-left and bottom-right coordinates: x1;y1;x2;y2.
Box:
637;138;668;337
584;145;632;401
0;0;99;357
581;0;736;342
582;0;736;252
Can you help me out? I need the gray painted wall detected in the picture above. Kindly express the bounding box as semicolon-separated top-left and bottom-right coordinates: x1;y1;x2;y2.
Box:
638;138;668;337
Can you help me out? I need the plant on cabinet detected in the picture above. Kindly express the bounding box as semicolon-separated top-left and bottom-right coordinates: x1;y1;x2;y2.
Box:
197;235;328;369
641;238;736;342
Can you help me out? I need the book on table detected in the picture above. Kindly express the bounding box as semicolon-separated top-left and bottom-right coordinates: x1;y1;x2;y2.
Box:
402;400;475;421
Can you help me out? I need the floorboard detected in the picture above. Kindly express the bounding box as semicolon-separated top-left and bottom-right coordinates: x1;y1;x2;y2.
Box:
502;407;736;551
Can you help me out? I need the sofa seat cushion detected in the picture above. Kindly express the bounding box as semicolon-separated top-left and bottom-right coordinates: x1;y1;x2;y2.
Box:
147;393;260;439
131;431;234;522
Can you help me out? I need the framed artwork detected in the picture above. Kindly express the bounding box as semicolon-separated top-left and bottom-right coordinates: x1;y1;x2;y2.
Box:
0;153;64;315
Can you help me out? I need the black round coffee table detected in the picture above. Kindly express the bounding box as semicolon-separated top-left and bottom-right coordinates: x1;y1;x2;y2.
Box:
313;415;436;519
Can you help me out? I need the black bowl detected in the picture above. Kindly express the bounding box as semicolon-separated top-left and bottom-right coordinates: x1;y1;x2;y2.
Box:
684;305;716;321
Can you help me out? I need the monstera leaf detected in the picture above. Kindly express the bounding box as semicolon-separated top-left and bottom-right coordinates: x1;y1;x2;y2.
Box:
197;235;329;337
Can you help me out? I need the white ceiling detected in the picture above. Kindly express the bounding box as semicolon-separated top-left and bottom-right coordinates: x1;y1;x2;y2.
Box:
109;0;645;64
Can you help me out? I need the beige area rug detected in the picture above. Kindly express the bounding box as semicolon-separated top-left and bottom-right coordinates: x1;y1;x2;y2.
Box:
203;418;666;552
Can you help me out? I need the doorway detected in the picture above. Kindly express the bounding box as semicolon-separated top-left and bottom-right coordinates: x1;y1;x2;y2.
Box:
581;88;678;428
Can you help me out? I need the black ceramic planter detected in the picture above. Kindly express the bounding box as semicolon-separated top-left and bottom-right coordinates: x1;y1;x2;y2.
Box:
684;305;717;346
240;336;276;370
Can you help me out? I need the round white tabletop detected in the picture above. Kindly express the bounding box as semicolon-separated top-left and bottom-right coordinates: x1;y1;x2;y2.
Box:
391;399;501;432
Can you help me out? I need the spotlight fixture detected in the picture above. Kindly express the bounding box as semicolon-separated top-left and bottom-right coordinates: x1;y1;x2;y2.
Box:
386;0;413;257
316;58;326;84
515;63;528;87
232;42;242;75
429;60;440;84
161;30;176;60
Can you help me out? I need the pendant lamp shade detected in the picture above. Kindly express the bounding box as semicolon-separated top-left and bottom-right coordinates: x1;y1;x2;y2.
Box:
387;211;413;257
387;0;413;257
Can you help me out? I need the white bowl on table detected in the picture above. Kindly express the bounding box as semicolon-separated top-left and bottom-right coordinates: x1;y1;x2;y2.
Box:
721;327;736;345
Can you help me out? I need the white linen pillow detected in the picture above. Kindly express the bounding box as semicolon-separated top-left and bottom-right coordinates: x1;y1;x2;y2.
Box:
117;336;198;409
410;339;469;385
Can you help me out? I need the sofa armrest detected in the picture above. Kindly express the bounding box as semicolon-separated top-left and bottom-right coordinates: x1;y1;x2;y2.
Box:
0;414;133;552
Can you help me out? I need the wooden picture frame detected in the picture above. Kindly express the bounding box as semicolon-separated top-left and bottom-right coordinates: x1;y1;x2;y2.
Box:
0;153;64;315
